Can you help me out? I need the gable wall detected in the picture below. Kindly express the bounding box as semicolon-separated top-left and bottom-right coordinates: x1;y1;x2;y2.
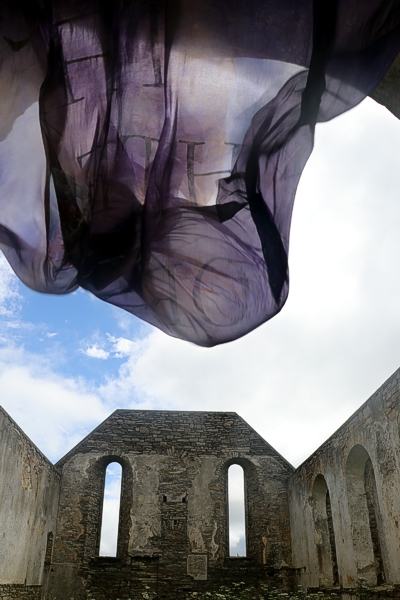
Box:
43;411;294;599
56;410;289;466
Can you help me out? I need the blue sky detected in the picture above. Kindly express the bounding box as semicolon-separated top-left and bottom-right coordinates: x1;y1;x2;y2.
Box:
2;96;400;555
20;285;147;382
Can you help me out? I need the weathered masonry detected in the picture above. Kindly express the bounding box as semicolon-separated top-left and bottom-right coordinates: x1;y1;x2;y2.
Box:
0;409;293;599
289;369;400;590
0;409;60;600
2;367;400;599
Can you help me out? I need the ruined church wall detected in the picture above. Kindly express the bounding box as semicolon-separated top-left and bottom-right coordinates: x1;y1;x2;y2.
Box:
288;368;400;590
43;411;294;599
0;407;60;589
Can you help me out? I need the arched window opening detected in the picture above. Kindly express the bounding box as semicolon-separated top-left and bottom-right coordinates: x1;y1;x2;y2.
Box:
312;475;338;586
228;464;246;557
99;462;122;557
345;445;384;586
364;458;385;584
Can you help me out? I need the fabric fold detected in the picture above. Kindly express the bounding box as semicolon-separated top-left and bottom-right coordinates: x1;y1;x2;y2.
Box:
0;0;399;345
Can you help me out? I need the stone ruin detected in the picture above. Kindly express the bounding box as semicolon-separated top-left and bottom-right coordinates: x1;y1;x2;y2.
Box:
2;367;400;599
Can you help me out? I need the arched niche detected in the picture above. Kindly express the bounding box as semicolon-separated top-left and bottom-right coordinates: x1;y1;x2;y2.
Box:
345;445;384;585
312;474;338;587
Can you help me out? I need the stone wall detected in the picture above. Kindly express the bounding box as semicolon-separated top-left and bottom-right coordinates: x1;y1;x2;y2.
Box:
0;584;41;599
0;407;60;589
5;378;400;598
288;368;400;590
42;411;294;599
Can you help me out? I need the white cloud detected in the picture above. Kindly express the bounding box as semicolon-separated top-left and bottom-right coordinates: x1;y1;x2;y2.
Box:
99;498;121;556
46;332;57;338
0;346;109;461
79;335;139;361
84;344;110;360
107;334;138;358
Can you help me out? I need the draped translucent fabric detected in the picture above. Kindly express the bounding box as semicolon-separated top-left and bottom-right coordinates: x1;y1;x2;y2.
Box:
1;0;399;346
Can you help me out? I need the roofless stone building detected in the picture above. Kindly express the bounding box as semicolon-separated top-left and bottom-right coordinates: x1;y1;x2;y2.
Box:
2;367;400;599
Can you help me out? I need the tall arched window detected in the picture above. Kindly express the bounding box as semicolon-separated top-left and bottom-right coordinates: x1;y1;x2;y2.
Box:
312;475;338;586
228;464;246;557
345;445;385;585
99;462;122;557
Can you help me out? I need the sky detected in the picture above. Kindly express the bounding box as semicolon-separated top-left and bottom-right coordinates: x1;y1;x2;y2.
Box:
1;95;400;555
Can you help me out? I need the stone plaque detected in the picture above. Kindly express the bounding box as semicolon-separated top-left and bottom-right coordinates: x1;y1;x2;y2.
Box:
187;554;207;580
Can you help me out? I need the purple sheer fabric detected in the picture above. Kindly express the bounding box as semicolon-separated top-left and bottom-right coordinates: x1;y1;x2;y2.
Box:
1;0;399;346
